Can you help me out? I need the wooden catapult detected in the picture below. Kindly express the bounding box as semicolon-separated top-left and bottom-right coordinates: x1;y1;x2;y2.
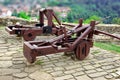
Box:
5;8;120;63
5;8;71;41
23;19;120;63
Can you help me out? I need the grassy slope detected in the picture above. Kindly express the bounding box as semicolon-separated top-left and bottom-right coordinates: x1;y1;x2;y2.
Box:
94;42;120;53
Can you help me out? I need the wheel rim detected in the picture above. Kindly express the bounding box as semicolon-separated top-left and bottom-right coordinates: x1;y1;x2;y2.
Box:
75;40;90;60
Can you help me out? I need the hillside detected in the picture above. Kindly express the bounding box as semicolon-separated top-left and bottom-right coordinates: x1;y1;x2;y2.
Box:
1;0;120;24
46;0;120;23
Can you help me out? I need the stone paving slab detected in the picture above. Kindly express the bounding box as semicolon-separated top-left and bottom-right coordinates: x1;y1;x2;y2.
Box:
0;28;120;80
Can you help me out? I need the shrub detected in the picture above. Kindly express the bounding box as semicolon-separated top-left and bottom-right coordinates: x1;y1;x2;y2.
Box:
18;11;31;20
84;15;101;24
112;18;120;24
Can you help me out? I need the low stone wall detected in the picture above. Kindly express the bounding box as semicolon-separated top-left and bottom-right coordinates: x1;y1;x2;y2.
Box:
94;34;120;44
0;17;120;33
95;24;120;43
0;16;38;26
96;24;120;34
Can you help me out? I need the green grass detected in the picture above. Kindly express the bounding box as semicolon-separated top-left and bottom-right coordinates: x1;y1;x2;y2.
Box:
94;42;120;53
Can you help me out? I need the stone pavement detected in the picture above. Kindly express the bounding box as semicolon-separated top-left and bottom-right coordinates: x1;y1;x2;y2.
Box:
0;28;120;80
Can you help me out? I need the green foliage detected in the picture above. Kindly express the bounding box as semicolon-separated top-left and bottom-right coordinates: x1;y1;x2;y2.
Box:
84;15;101;24
47;0;60;6
18;11;31;20
112;18;120;24
94;42;120;53
66;4;102;23
3;0;14;5
66;5;87;22
1;0;120;24
47;0;120;24
47;0;70;6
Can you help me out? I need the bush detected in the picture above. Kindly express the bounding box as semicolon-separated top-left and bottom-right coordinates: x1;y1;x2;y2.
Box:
18;11;31;20
84;15;101;24
112;18;120;24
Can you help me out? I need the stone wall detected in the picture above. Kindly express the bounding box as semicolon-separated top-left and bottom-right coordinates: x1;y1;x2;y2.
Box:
95;24;120;43
0;17;38;26
96;24;120;34
0;17;120;33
